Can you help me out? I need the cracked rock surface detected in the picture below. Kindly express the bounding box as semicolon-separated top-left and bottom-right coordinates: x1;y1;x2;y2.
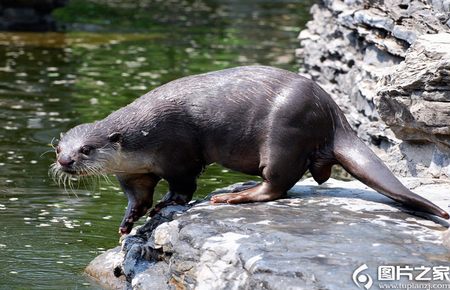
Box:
85;178;450;290
298;0;450;178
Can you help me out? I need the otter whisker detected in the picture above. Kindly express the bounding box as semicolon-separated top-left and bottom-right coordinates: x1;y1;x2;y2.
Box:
58;171;66;192
48;164;55;182
62;173;70;195
57;170;64;188
55;170;60;186
50;137;57;149
90;175;99;193
69;177;79;198
80;176;88;191
100;172;113;185
64;174;69;194
41;149;56;158
52;164;59;180
61;173;68;194
85;166;101;193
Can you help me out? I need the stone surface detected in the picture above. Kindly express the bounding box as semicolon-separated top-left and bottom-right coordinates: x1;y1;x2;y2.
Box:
85;179;450;289
378;34;450;150
298;0;450;178
85;247;126;290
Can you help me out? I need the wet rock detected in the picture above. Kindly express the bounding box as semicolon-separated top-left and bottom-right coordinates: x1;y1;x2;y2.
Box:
444;229;450;249
298;0;450;178
131;263;169;290
85;179;450;289
85;247;126;289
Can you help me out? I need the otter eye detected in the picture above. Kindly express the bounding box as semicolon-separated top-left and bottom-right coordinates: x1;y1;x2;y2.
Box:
108;132;122;143
80;145;93;155
56;146;61;154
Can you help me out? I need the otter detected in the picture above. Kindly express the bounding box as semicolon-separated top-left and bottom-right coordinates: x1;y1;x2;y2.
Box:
52;66;449;235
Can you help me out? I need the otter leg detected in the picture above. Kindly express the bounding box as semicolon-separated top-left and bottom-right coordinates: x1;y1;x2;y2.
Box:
210;181;284;204
231;181;260;192
117;173;160;235
211;149;309;204
149;176;197;216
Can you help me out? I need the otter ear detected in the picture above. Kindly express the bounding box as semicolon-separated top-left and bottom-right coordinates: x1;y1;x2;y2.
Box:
108;132;122;143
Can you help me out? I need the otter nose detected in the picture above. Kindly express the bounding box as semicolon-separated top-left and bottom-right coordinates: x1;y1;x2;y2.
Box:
58;156;75;167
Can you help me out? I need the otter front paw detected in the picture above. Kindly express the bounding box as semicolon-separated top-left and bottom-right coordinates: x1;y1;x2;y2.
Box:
119;223;133;235
119;206;148;235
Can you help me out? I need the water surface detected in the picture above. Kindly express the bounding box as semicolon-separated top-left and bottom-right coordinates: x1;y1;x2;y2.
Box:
0;1;316;288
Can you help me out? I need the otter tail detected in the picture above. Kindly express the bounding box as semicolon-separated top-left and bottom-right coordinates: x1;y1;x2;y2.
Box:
333;129;449;219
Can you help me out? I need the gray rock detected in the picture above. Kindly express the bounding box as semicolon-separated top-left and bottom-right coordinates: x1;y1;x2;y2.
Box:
432;0;450;12
363;45;402;66
85;247;126;289
132;263;169;290
85;179;450;289
443;229;450;248
298;0;450;178
354;10;395;31
377;33;450;151
392;25;418;44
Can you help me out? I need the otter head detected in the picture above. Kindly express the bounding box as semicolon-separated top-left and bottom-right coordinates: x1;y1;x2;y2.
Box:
52;123;122;177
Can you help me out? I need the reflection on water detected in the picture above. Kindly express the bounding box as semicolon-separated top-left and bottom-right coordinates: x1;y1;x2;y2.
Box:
0;0;317;289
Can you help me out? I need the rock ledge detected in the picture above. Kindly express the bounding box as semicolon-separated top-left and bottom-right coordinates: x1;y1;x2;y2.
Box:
86;178;450;290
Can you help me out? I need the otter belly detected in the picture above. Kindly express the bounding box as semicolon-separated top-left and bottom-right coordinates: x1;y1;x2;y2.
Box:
211;143;261;176
201;126;263;176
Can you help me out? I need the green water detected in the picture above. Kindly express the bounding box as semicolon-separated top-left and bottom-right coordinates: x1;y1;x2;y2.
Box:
0;0;315;289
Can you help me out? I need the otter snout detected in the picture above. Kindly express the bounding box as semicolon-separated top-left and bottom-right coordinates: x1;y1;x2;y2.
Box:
57;155;75;168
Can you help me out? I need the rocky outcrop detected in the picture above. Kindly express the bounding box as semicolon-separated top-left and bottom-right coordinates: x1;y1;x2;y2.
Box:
85;179;450;290
85;247;126;290
297;0;450;178
378;34;450;150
